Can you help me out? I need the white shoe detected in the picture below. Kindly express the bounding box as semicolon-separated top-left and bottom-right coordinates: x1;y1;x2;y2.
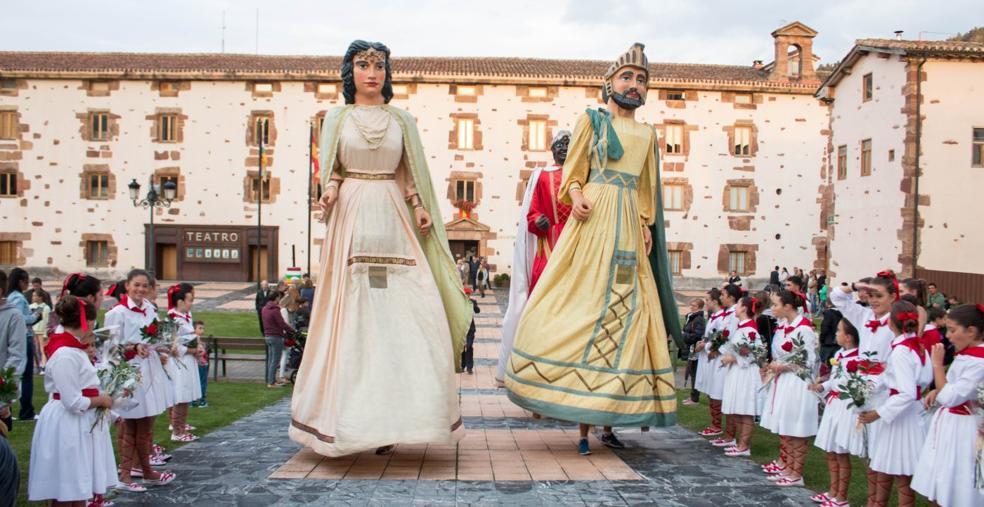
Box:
710;439;736;447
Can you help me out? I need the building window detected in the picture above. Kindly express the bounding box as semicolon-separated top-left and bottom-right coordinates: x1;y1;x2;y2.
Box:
888;149;895;162
391;84;408;96
86;173;110;199
90;112;109;141
0;241;16;264
862;73;873;102
0;172;17;197
316;83;336;95
666;90;685;101
837;145;847;180
669;250;683;275
85;240;109;267
457;85;476;97
528;87;548;98
664;124;683;154
734;126;751;156
861;139;872;176
456;118;474;150
254;82;274;94
663;184;684;211
728;251;747;274
454;180;476;202
254;116;271;146
528;120;547;151
973;128;984;167
728;186;750;212
734;93;753;105
158;114;178;142
248;175;272;202
0;111;16;139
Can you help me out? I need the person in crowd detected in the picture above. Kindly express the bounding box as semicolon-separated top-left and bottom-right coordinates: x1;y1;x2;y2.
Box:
460;288;480;375
926;282;946;310
29;290;51;374
26;278;52;308
912;304;984;506
680;299;706;405
762;290;818;487
695;288;727;430
7;268;40;421
261;291;294;389
0;424;18;507
104;269;176;491
476;261;490;297
816;269;827;291
719;293;766;458
192;320;209;408
779;268;789;283
900;278;928;308
468;255;480;292
254;280;270;335
818;299;842;371
27;295;118;505
728;270;742;287
300;275;315;306
707;284;742;448
858;301;932;507
456;257;468;286
808;273;820;315
769;266;781;287
809;318;863;507
946;294;961;310
166;283;201;443
0;270;27;432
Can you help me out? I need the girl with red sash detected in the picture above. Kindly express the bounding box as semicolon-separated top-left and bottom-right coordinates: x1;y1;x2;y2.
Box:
762;290;819;487
708;284;742;447
28;296;117;505
810;318;864;506
858;301;932;507
695;288;726;435
103;269;176;490
719;294;766;458
166;283;202;442
913;304;984;506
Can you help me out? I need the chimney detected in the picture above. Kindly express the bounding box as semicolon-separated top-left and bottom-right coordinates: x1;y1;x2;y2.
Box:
895;30;904;40
753;60;764;69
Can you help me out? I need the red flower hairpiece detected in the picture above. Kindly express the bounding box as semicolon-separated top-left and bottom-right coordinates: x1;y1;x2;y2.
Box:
896;311;919;323
976;303;984;315
61;272;86;298
104;283;118;297
167;284;182;311
876;270;901;301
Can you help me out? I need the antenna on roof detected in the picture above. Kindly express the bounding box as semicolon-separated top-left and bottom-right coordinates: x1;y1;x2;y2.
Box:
894;30;903;40
221;10;227;53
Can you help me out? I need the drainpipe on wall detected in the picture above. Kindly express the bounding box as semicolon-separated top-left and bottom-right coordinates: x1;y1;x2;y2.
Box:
912;57;927;278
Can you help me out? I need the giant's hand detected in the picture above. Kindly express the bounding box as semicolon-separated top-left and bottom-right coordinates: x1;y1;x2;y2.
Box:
319;185;339;214
415;207;433;237
642;226;652;255
571;192;593;222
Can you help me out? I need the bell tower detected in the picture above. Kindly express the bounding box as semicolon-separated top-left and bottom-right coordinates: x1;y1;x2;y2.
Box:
768;21;819;82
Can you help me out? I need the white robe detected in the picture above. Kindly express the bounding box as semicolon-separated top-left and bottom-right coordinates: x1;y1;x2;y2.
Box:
694;309;725;394
721;321;762;416
103;298;171;419
495;167;542;383
767;316;820;437
814;347;867;456
168;310;203;404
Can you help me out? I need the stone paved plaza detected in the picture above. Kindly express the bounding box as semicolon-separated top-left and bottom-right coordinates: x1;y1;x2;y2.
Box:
112;290;816;505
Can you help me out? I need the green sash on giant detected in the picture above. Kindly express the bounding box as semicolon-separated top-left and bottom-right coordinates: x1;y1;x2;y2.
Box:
318;105;472;371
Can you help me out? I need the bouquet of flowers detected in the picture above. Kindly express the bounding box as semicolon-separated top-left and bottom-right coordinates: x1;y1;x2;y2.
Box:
91;343;142;432
159;318;187;370
708;330;730;355
139;320;161;344
0;367;17;407
838;358;878;459
778;334;815;383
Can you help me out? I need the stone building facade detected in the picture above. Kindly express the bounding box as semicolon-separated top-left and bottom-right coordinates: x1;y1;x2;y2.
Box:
4;22;973;291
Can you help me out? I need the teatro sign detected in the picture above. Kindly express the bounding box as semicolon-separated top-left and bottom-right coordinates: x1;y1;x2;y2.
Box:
184;230;241;244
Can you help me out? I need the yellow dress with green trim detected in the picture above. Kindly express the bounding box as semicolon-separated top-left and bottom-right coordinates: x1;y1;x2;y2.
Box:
505;111;677;427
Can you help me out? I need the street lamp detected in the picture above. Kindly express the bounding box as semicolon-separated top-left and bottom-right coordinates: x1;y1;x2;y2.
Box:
129;175;177;279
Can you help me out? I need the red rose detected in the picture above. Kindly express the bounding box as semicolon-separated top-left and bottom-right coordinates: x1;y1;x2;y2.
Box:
846;361;859;373
781;341;794;352
146;324;158;336
723;330;730;338
748;332;757;342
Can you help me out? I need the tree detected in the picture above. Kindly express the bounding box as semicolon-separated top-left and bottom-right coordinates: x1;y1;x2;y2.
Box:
949;27;984;43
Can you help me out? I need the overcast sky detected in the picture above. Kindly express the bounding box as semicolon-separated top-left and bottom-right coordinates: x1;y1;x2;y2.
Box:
4;1;977;66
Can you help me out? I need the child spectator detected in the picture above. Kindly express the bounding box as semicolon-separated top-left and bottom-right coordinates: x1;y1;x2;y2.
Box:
192;320;209;408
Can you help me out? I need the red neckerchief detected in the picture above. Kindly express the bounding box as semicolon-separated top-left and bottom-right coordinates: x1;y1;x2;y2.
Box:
44;331;88;359
957;345;984;359
737;320;758;332
785;316;813;336
168;310;191;323
919;326;942;349
865;315;889;333
838;348;860;360
892;335;927;366
710;310;725;322
115;295;146;316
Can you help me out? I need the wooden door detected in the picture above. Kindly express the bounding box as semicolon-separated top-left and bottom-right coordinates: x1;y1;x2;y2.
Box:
249;246;270;282
160;245;178;280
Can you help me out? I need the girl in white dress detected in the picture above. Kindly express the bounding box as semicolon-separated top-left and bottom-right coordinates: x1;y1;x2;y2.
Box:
720;294;766;457
809;318;863;506
830;271;900;505
762;290;819;487
166;283;202;442
28;296;117;505
758;313;787;475
708;284;742;447
912;304;984;507
103;269;176;490
695;288;725;436
858;301;932;507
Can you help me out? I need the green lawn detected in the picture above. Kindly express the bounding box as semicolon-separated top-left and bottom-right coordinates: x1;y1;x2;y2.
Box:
7;377;290;506
96;310;263;338
674;389;930;507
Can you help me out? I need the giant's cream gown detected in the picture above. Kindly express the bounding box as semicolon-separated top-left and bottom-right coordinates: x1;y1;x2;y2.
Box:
289;105;463;457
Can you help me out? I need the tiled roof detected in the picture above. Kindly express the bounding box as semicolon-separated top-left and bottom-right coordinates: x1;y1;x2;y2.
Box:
0;51;820;90
817;38;984;95
856;38;984;57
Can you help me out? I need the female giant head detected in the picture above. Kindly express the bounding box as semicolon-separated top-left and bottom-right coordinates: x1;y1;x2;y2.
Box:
341;40;394;104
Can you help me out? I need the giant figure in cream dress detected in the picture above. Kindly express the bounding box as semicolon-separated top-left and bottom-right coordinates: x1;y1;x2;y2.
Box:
289;41;471;457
